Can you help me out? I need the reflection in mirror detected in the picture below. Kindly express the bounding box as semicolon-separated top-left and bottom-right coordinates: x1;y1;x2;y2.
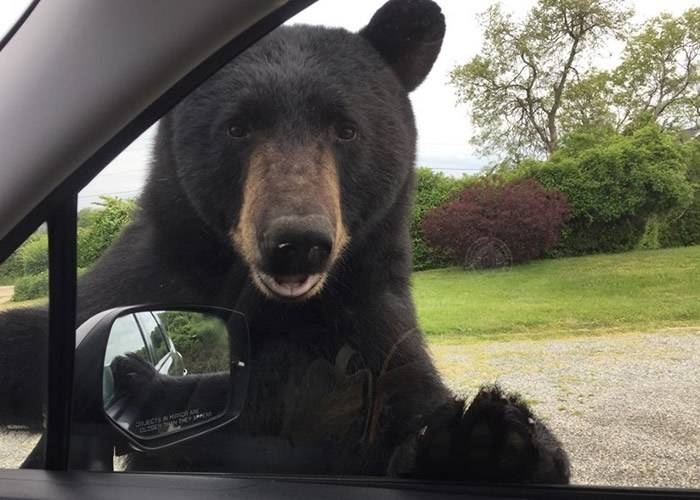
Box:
102;310;231;440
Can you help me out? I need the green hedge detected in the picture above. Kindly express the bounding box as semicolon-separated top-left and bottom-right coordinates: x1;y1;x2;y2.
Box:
1;231;48;284
12;268;87;302
0;251;23;285
412;168;474;270
2;196;136;294
657;139;700;247
12;271;49;302
158;311;229;374
77;197;136;269
20;234;49;276
515;124;693;256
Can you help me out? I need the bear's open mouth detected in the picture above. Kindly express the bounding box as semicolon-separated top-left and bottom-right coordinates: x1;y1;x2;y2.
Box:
256;271;324;299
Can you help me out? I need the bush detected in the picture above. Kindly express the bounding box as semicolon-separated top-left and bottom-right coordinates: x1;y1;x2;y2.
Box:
11;268;87;302
422;178;569;267
659;196;700;247
77;207;101;229
516;124;694;255
2;197;133;297
19;234;49;276
412;168;473;270
0;251;24;285
1;228;49;284
158;311;229;374
637;215;663;250
658;139;700;247
12;271;49;301
78;196;136;269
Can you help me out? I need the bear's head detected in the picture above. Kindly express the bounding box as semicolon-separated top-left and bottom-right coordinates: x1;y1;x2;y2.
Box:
156;0;445;301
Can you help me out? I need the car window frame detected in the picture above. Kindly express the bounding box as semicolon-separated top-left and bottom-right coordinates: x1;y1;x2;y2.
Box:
104;314;154;367
133;312;167;367
0;0;38;52
0;0;697;498
151;312;175;352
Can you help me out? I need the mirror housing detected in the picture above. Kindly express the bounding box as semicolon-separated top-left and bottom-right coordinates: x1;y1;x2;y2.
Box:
70;305;249;463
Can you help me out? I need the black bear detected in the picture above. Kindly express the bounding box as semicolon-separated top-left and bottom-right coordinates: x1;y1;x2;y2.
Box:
0;0;570;482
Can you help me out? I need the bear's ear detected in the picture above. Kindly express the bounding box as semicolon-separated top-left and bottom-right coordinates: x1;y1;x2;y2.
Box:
360;0;445;92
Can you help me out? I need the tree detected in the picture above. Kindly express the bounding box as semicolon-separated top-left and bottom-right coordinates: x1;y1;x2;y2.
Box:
560;8;700;136
612;8;700;131
450;0;631;160
559;70;620;131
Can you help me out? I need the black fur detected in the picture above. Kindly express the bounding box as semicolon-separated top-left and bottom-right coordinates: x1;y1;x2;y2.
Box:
0;0;569;482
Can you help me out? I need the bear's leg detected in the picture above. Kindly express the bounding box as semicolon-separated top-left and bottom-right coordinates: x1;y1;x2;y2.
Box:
391;386;570;484
0;306;48;430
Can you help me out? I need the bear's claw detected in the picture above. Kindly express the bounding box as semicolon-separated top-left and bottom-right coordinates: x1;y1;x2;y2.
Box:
394;386;571;483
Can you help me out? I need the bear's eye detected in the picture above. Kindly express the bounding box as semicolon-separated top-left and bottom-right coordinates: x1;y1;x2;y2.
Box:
336;125;358;142
228;124;249;139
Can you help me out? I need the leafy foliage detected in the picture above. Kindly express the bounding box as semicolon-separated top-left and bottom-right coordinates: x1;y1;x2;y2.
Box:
452;1;699;162
77;196;136;269
2;196;135;301
0;228;47;284
158;312;229;374
657;138;700;247
0;230;49;284
422;178;569;266
19;234;49;276
516;124;694;255
612;8;700;130
77;207;101;229
0;249;24;285
11;269;87;302
450;0;631;159
12;271;49;302
411;168;473;270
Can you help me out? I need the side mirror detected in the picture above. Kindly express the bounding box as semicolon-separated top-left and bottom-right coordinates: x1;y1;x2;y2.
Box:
73;305;249;455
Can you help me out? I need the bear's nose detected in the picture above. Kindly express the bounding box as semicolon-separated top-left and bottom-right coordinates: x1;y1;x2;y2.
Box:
262;216;333;276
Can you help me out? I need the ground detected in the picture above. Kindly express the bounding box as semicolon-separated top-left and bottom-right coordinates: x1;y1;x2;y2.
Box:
430;328;700;488
0;287;12;306
0;246;698;487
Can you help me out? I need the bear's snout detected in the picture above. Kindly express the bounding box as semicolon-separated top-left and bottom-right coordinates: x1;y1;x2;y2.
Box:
261;215;334;277
232;143;350;301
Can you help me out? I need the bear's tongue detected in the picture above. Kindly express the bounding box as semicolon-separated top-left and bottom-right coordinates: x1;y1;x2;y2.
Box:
258;272;322;298
274;274;308;286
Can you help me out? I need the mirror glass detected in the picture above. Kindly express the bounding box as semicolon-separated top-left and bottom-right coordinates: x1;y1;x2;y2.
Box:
102;310;234;440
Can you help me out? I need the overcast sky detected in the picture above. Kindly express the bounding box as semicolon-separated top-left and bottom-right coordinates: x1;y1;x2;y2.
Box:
2;1;698;208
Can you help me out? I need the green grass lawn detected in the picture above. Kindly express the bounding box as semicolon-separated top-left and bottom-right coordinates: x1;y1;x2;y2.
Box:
4;246;700;339
413;245;700;340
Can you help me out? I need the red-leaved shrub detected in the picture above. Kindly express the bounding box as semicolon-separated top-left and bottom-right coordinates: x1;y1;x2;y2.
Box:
422;178;569;267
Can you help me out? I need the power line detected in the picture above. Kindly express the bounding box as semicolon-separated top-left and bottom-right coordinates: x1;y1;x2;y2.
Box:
427;167;483;171
78;189;141;200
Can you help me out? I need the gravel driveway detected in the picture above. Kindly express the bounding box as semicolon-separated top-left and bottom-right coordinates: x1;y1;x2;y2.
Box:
2;329;698;489
431;328;700;488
